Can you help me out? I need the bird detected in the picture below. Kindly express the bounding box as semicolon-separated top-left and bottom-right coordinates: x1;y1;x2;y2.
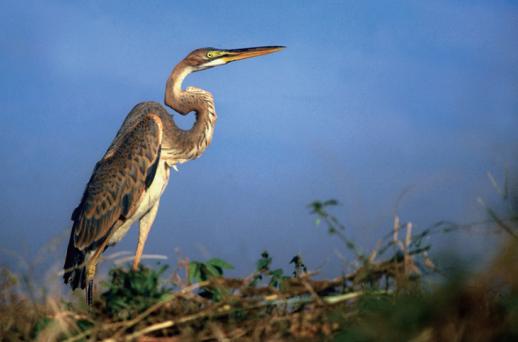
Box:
63;46;284;304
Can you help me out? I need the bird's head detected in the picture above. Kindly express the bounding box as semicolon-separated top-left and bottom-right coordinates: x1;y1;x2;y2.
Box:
183;46;285;71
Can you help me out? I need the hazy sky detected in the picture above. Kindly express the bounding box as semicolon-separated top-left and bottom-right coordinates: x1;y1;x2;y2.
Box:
1;1;517;279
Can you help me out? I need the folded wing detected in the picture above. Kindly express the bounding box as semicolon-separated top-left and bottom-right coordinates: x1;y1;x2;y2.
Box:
71;113;163;250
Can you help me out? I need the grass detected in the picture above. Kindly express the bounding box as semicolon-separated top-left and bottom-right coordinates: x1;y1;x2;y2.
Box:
1;173;517;341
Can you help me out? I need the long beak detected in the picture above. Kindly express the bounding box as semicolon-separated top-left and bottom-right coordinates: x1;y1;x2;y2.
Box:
222;46;285;63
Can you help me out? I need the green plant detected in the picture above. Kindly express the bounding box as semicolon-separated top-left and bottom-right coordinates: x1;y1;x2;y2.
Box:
309;199;365;261
251;251;289;288
188;258;234;284
479;169;518;239
290;255;308;277
188;258;233;300
101;264;169;320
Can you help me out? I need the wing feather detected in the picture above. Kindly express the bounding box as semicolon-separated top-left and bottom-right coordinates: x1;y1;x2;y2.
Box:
72;113;163;250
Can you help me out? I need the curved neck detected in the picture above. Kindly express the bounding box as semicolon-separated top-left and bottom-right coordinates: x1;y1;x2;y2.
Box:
163;61;217;163
165;61;194;114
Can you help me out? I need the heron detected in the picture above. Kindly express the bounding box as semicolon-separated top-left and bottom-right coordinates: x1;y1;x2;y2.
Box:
63;46;284;304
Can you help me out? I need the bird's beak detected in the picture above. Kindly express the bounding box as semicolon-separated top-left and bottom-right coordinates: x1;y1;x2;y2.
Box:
222;46;285;63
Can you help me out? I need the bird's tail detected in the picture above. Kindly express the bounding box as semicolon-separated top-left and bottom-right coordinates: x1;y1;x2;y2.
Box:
63;232;87;290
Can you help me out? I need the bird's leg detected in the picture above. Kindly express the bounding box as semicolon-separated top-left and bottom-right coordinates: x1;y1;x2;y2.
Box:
84;224;120;306
85;253;100;306
133;201;160;271
86;262;96;306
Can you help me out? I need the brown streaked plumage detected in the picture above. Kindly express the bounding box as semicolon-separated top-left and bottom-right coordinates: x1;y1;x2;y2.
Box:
63;46;284;304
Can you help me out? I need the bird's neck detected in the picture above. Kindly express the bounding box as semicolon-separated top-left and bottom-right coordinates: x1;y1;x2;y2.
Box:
165;61;193;114
163;61;217;163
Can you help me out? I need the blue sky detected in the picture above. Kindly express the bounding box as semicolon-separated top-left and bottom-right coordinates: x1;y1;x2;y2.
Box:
0;1;517;279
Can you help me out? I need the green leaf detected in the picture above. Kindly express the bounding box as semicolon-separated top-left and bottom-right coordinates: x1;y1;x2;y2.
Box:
256;258;271;271
188;262;202;283
270;268;284;278
207;258;234;270
101;264;170;319
205;264;223;277
32;317;53;339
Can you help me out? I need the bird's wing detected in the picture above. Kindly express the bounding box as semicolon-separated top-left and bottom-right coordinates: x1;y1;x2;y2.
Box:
71;113;164;250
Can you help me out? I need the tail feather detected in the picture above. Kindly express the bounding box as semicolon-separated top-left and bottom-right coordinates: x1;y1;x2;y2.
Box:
63;232;87;290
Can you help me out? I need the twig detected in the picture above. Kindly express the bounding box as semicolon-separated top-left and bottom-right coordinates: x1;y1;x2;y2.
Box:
323;291;385;305
113;254;168;266
65;281;210;342
478;197;518;240
120;283;374;341
112;280;210;337
121;303;229;341
300;278;324;306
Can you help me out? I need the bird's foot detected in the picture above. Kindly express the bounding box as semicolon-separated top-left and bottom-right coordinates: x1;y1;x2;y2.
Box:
86;280;94;307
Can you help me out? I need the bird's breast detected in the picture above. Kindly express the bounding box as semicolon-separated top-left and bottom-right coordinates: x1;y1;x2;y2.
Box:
137;159;171;216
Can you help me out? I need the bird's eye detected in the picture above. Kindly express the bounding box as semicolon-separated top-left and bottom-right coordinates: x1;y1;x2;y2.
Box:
207;52;214;58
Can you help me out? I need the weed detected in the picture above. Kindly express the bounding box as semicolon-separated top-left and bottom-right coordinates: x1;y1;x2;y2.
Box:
100;264;169;320
188;258;234;300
